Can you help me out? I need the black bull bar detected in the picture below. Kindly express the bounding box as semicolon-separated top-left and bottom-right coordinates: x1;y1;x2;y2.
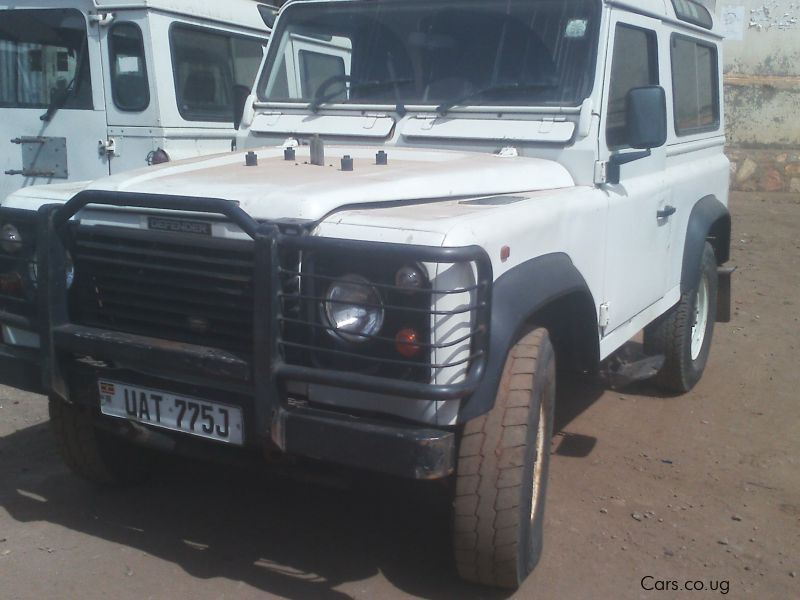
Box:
0;191;493;475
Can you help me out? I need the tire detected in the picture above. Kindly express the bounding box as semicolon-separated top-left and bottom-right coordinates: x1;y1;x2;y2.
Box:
49;397;151;486
453;328;556;589
645;242;718;393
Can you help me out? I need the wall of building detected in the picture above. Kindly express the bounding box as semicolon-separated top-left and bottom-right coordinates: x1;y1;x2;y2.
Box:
718;1;800;192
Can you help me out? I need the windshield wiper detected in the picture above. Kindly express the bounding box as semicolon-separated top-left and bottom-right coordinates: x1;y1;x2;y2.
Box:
40;86;73;122
308;76;412;112
435;82;558;116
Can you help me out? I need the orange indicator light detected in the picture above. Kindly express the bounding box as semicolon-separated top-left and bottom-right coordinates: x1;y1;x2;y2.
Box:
395;328;421;358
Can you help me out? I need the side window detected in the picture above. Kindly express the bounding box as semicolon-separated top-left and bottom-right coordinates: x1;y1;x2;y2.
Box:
298;50;345;99
671;36;719;135
171;25;264;122
109;23;149;112
606;25;659;149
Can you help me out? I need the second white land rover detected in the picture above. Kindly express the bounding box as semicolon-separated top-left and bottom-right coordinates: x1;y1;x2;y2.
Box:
0;0;732;589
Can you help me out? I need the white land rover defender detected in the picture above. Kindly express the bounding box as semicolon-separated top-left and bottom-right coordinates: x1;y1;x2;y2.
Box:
0;0;275;203
0;0;732;589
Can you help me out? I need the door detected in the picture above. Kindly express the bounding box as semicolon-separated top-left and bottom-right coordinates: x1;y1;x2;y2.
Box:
98;15;160;174
600;14;673;333
0;8;109;202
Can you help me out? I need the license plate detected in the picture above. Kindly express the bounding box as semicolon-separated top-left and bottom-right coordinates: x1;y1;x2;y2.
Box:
98;380;244;446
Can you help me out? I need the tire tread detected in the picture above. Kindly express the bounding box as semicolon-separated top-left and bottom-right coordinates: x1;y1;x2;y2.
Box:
453;329;549;588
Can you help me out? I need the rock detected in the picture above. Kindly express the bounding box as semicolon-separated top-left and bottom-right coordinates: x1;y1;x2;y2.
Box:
1;550;10;556
600;508;608;514
736;157;758;183
760;169;785;193
718;538;729;546
632;512;644;521
732;515;743;521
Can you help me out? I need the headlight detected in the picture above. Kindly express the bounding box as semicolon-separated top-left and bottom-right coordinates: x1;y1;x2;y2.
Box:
1;224;22;253
322;274;384;343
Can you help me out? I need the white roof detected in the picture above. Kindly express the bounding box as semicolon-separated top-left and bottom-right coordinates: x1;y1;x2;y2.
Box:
93;0;270;32
0;0;270;31
611;0;718;27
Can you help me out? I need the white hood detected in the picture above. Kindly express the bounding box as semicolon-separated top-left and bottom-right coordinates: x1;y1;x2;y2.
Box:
5;146;575;221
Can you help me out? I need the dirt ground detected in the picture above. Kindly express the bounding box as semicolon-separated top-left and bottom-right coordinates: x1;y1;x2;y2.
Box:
0;192;798;599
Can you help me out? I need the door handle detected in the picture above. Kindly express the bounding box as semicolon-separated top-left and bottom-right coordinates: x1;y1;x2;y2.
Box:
657;205;677;219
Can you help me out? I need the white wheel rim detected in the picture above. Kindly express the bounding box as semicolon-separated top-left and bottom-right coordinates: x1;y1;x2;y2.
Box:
691;276;709;361
530;396;547;522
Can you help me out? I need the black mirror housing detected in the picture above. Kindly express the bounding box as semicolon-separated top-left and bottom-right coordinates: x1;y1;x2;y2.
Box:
258;4;280;29
232;84;252;130
626;86;667;150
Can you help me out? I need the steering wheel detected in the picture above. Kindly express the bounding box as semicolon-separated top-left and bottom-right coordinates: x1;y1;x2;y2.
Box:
309;74;353;112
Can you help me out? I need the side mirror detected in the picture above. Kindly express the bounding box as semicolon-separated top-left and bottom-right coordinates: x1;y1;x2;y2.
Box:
257;4;280;29
626;85;667;149
606;86;667;184
232;84;252;130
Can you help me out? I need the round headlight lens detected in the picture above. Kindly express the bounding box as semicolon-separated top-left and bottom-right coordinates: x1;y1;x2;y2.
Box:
323;274;384;343
1;224;22;253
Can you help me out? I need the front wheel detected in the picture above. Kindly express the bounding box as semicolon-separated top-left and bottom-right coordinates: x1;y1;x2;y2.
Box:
645;242;718;393
452;328;555;589
49;397;152;486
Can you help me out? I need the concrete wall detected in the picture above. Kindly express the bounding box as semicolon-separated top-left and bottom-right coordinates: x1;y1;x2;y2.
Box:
718;1;800;191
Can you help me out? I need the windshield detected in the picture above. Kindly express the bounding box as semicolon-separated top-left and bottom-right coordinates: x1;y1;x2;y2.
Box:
0;9;93;110
258;0;600;109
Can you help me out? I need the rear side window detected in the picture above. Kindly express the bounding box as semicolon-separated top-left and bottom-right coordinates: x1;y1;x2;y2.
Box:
671;36;719;135
671;0;713;29
606;25;659;149
109;23;149;112
171;25;264;122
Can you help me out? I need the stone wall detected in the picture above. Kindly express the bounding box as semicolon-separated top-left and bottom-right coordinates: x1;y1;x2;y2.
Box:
727;147;800;193
717;1;800;192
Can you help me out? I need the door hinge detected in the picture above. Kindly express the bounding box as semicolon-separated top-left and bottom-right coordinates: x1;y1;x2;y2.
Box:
98;138;117;157
599;302;610;331
88;12;115;27
594;160;608;185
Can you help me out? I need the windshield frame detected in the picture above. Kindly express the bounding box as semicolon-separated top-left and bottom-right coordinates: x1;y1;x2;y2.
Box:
255;0;602;114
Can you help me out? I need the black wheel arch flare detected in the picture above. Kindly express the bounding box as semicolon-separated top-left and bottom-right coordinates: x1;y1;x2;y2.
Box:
681;195;731;292
458;253;597;423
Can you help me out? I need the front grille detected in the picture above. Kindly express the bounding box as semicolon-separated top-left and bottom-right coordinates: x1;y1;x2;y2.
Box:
69;226;255;357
